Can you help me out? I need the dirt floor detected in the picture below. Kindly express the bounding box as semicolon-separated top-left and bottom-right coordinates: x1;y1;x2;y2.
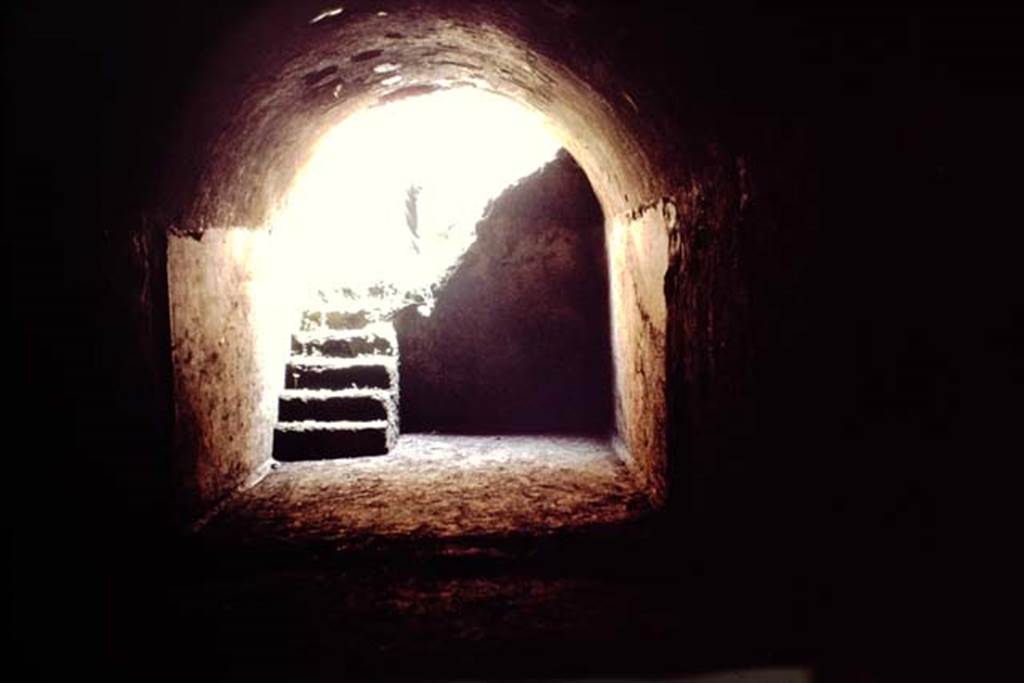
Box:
167;436;809;680
200;435;652;551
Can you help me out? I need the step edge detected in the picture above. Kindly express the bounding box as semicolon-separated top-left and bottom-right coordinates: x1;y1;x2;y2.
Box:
286;355;398;369
279;388;396;400
292;324;396;342
275;420;390;432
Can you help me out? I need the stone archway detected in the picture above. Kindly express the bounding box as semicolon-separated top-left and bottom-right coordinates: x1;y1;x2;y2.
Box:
166;0;674;524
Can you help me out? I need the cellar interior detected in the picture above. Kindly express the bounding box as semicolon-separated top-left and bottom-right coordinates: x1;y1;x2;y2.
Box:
10;1;1010;680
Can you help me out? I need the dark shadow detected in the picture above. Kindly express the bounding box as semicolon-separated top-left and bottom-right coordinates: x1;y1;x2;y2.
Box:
395;149;612;434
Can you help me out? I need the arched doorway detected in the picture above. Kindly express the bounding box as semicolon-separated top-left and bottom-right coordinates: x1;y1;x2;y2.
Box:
166;1;673;530
267;89;611;460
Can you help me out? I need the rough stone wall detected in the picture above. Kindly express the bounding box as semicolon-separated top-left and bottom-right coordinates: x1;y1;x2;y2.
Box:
663;147;754;499
661;134;825;501
168;229;293;520
608;200;672;500
395;151;611;435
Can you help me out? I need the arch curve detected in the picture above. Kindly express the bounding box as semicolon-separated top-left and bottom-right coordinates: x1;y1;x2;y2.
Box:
171;0;668;233
166;0;674;519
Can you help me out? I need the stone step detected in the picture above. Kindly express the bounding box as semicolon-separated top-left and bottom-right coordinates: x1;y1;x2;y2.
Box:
300;309;373;332
291;323;396;358
285;356;396;390
278;389;394;422
273;420;394;460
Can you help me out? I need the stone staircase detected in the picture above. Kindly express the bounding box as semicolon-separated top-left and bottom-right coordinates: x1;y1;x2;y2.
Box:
273;309;399;461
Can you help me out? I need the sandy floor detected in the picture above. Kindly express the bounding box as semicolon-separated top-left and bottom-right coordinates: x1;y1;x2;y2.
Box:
200;434;652;550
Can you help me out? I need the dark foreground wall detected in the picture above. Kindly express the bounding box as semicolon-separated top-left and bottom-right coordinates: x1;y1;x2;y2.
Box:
395;151;611;434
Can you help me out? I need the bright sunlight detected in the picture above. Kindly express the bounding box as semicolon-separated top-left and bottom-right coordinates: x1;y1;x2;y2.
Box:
271;87;562;315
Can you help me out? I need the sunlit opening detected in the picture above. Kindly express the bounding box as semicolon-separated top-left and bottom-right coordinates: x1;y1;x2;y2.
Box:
271;87;562;316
